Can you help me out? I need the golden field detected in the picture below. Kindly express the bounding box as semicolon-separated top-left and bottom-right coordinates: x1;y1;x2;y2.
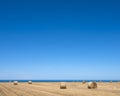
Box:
0;82;120;96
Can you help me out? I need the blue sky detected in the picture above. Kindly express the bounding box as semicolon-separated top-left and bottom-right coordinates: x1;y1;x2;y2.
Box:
0;0;120;80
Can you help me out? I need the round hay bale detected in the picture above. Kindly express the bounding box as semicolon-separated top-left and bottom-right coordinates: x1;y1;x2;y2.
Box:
82;80;86;84
13;81;18;85
87;82;97;89
28;81;32;84
60;82;67;89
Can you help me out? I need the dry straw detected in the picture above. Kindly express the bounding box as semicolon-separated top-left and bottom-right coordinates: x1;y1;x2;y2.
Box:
60;82;67;89
82;80;86;84
13;81;18;85
87;82;97;89
28;81;32;84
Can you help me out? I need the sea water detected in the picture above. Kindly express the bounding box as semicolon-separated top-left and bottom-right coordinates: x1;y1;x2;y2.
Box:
0;80;119;82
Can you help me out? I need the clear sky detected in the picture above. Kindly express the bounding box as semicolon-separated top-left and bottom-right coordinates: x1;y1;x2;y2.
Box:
0;0;120;80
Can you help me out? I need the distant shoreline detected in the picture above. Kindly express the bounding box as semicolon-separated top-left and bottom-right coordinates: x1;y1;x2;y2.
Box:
0;80;119;82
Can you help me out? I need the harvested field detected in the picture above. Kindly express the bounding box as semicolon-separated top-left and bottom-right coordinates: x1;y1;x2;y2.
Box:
0;82;120;96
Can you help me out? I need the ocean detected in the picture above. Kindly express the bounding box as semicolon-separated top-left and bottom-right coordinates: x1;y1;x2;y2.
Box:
0;80;119;82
